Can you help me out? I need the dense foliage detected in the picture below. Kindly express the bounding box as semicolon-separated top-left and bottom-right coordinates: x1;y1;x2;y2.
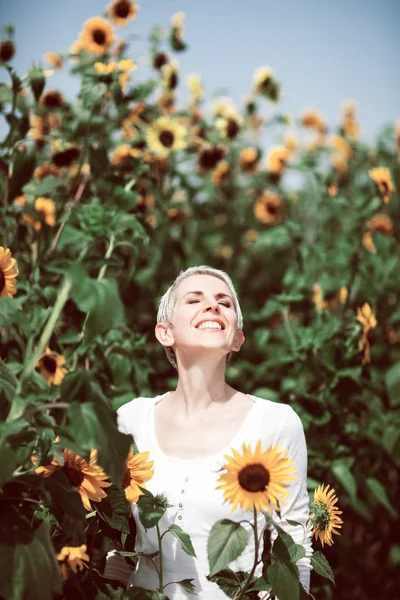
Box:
0;2;399;599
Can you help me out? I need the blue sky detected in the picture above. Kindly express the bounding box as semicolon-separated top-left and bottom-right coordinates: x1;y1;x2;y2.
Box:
0;0;399;141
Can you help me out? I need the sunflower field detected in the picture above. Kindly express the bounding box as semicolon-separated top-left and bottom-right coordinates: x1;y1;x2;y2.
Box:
0;1;399;599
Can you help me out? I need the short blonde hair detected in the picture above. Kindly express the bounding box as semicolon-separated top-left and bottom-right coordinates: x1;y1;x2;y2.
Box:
157;265;243;369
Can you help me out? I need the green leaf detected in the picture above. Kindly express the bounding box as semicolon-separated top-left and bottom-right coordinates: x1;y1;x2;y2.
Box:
23;175;64;197
0;522;62;600
267;560;300;600
95;484;131;533
0;359;18;401
0;298;26;328
137;491;166;530
248;575;271;592
125;586;170;599
80;79;108;106
207;519;249;576
332;462;357;499
311;551;335;584
365;477;397;518
43;469;85;520
168;524;197;557
289;543;306;563
207;568;247;597
8;147;36;199
175;579;197;594
0;442;19;485
386;362;400;407
67;400;131;484
57;224;87;249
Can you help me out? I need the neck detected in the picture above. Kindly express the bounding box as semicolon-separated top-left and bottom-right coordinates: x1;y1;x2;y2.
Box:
172;354;232;416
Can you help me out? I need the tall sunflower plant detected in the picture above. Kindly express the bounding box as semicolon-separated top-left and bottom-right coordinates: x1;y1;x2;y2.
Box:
0;0;399;598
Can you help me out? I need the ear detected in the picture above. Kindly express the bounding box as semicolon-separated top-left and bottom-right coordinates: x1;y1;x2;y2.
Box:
155;322;175;348
232;330;245;352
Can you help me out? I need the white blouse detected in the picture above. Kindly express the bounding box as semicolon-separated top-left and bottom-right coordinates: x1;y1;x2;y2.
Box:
105;393;312;599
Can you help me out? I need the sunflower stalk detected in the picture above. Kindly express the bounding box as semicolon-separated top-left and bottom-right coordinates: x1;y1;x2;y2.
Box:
235;506;259;600
10;277;72;414
156;522;164;591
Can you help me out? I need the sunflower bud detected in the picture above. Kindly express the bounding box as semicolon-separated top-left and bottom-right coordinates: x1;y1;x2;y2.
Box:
28;65;46;102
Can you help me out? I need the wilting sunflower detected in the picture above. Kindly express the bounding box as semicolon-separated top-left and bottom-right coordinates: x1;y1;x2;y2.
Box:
253;66;280;102
34;161;61;182
369;167;395;204
312;284;348;312
35;346;67;385
45;51;64;69
40;89;64;109
122;447;154;503
197;145;225;173
80;17;115;56
0;246;18;298
217;440;296;513
108;0;139;26
239;147;259;173
310;484;343;547
254;190;284;225
212;161;230;187
146;116;186;157
363;214;394;253
300;109;326;134
57;545;90;581
266;146;290;174
35;448;111;510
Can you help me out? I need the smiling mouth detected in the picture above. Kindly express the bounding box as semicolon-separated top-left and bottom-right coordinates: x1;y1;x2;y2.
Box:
196;320;224;331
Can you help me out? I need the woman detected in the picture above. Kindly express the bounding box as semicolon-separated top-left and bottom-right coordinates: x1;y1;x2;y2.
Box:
105;265;312;598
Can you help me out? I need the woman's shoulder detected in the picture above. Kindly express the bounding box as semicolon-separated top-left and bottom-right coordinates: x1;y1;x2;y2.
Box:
116;393;166;435
249;395;304;434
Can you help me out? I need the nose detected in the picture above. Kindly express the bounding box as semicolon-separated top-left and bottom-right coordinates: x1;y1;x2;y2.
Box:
203;298;221;313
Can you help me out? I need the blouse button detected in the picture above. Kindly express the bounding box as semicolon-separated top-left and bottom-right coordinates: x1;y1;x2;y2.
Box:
181;489;185;494
178;515;183;520
178;503;183;508
184;477;189;482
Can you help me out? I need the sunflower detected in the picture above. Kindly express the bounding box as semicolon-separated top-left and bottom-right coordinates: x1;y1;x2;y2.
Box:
266;146;290;174
331;134;352;160
80;17;115;56
35;346;67;385
369;167;395;204
312;284;348;312
254;190;284;225
21;197;56;231
40;89;64;109
363;214;394;253
146;116;186;157
310;484;343;547
117;58;136;91
161;61;179;91
34;162;62;182
57;545;90;581
170;11;186;51
216;111;242;141
283;132;298;154
45;51;63;69
239;147;259;173
211;97;237;119
187;74;203;106
341;101;359;140
357;303;377;364
212;161;230;187
0;246;18;298
35;448;111;510
108;0;139;26
216;440;296;513
253;66;280;102
197;145;225;172
158;92;176;115
300;109;326;134
94;61;117;75
153;52;169;71
122;447;154;503
28;113;61;141
111;144;140;165
52;140;80;167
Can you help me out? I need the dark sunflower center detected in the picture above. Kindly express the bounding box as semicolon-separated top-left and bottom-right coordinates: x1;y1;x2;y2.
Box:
0;269;5;293
42;355;57;374
115;0;131;18
380;181;389;194
122;467;131;489
227;119;239;139
44;93;62;108
63;463;85;487
169;73;178;89
0;40;15;62
159;130;174;148
267;203;278;215
93;29;106;45
238;463;270;492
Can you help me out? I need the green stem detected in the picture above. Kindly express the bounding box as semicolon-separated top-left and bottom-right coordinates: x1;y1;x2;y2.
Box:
156;522;164;592
282;309;296;352
236;506;259;600
11;277;72;412
97;234;115;281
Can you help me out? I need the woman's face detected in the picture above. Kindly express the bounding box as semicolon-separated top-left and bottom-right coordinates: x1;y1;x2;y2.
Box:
164;274;244;359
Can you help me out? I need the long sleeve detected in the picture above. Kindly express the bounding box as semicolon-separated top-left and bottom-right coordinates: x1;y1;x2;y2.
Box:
269;405;313;591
